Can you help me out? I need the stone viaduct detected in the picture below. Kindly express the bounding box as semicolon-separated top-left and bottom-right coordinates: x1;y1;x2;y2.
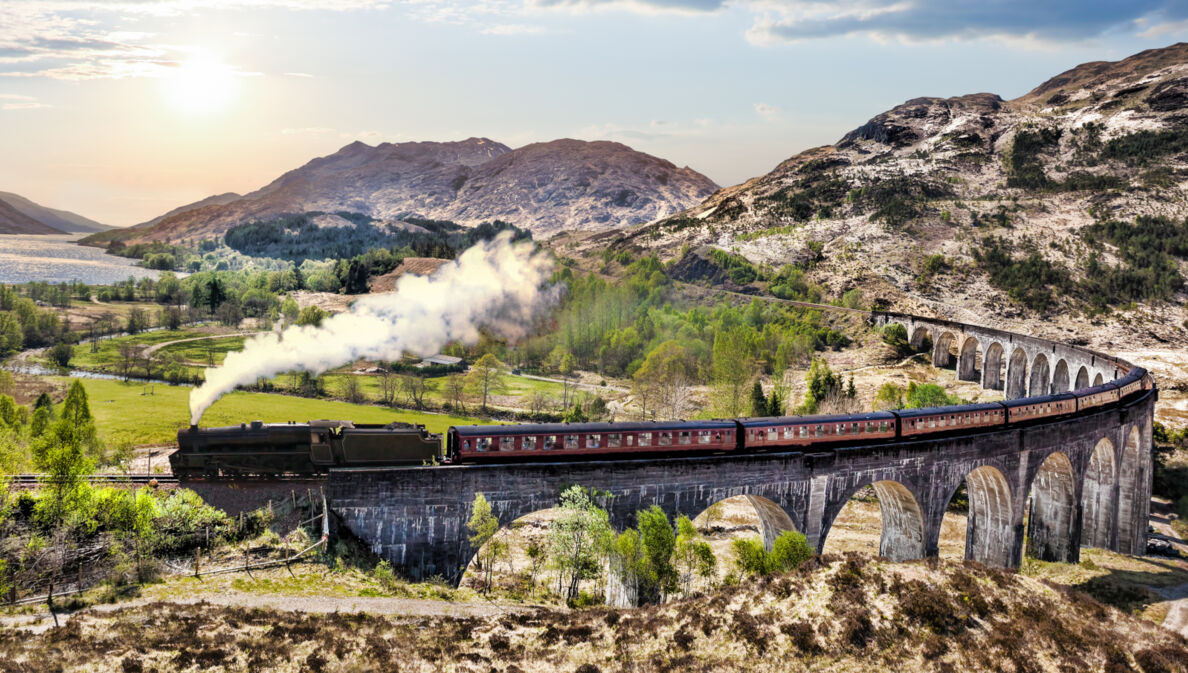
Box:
326;311;1156;585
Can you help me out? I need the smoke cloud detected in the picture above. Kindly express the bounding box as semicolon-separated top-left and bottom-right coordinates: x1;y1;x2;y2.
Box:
189;232;554;424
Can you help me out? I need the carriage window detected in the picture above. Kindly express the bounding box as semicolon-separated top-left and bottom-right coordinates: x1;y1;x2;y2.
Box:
880;420;889;432
523;436;537;450
463;439;472;450
607;433;622;448
626;434;634;446
799;426;809;438
767;428;778;441
679;431;692;445
837;424;846;435
499;436;515;451
659;432;672;446
698;431;712;444
564;435;578;449
852;422;860;434
477;438;491;451
545;435;557;450
929;418;937;428
815;425;824;437
783;427;795;439
638;432;652;446
587;434;601;449
866;422;875;433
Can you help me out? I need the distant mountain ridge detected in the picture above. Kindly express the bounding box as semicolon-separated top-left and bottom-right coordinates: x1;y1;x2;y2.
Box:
0;192;110;235
93;137;718;245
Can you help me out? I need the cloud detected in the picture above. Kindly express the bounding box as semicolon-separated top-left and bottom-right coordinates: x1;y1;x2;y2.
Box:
0;1;391;80
745;0;1188;44
528;0;725;13
754;101;778;119
0;93;52;110
481;23;548;35
284;71;315;77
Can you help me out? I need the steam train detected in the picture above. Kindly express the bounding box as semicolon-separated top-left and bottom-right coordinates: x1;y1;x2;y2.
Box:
171;367;1153;479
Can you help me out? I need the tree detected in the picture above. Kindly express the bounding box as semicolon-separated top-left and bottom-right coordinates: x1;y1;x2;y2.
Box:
158;306;183;330
673;515;715;597
116;342;140;382
633;341;694;420
444;373;468;412
280;296;300;324
767;530;812;573
466;353;507;411
905;382;961;409
205;277;226;314
750;382;768;417
872;382;906;411
731;531;811;578
711;326;755;418
340;376;364;404
548;485;612;602
47;343;73;368
798;358;842;414
608;528;646;607
525;540;546;596
637;506;677;603
378;367;398;406
125;308;148;335
882;323;913;357
398;374;432;409
297;305;327;327
467;493;501;593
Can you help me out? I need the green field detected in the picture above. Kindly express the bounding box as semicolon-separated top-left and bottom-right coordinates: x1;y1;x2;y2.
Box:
70;377;489;447
64;329;223;371
155;335;248;366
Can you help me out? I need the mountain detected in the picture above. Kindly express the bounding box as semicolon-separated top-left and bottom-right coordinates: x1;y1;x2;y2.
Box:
97;137;718;245
615;42;1188;352
0;192;110;234
0;197;65;235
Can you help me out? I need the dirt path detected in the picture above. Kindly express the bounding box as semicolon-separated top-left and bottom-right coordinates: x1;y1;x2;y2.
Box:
142;331;264;357
513;372;629;394
1;593;537;634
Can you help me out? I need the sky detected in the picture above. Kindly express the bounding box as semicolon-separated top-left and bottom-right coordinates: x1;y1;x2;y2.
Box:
3;1;1188;226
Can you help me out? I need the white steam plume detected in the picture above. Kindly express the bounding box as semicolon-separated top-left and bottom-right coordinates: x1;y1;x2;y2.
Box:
189;232;554;424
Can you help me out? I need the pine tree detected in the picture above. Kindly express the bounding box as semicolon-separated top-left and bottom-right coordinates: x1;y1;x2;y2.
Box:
750;381;768;417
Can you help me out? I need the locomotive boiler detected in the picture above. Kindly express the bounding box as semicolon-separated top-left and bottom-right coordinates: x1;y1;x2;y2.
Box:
172;419;443;478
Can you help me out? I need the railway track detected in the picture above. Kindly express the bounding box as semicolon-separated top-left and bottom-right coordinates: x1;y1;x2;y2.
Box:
7;473;179;486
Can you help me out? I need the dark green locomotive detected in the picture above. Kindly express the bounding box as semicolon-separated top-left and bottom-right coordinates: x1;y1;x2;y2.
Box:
172;420;443;479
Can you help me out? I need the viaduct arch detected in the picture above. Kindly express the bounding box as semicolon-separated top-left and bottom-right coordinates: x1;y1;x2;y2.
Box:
326;312;1155;585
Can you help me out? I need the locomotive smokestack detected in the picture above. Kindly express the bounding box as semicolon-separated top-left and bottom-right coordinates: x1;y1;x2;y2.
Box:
189;424;198;432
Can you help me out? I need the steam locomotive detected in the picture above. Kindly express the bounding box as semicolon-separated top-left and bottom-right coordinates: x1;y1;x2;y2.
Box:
172;367;1153;479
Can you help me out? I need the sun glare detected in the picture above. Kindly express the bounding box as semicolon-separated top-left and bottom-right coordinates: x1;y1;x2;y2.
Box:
163;53;237;116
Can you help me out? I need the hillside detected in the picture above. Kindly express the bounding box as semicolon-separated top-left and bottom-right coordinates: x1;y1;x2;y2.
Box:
90;137;718;246
0;192;109;234
0;197;63;235
612;43;1188;360
3;556;1184;672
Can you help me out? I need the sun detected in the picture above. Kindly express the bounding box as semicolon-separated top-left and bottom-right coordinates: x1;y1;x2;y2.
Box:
163;53;237;116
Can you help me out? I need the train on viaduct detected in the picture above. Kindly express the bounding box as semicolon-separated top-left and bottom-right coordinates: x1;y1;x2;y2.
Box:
323;310;1157;584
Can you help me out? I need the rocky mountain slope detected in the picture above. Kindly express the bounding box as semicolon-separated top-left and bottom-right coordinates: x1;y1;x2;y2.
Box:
0;192;109;234
615;43;1188;358
93;137;717;245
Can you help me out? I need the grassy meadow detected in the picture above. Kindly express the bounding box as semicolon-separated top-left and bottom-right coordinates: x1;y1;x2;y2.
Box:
68;377;489;446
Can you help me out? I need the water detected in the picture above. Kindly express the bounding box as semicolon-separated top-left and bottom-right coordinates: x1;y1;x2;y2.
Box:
0;234;162;284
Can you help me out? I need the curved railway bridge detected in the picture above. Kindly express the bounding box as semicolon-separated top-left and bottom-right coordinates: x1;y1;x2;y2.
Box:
326;311;1156;584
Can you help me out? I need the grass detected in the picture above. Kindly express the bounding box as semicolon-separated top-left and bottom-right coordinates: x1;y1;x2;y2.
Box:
155;335;248;366
59;329;233;371
1020;546;1188;618
68;377;489;446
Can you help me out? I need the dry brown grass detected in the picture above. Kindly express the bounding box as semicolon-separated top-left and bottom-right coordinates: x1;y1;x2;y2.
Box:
3;556;1186;673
